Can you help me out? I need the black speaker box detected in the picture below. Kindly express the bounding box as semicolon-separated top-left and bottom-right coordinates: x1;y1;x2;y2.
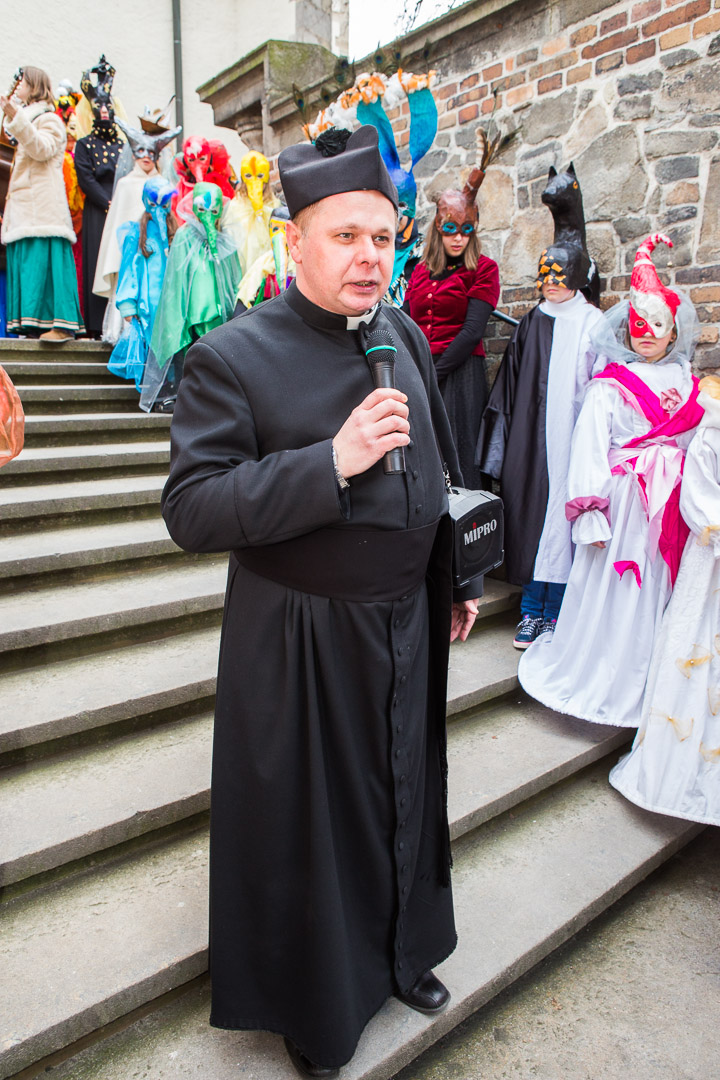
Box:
447;487;504;600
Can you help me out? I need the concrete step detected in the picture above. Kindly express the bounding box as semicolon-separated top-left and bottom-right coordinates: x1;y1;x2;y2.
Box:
0;599;515;757
0;557;228;653
446;610;520;717
0;623;220;753
0;759;699;1080
13;384;138;405
0;474;167;523
1;711;213;887
0;565;511;656
0;441;169;479
393;829;720;1080
23;412;171;446
473;576;519;620
0;516;177;581
0;338;111;364
2;362;119;384
447;691;631;840
0;689;628;892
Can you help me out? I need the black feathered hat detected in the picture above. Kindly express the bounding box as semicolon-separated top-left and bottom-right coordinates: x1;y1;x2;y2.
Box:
279;126;398;218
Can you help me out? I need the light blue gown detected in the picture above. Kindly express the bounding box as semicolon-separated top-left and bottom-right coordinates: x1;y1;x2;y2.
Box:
107;179;173;392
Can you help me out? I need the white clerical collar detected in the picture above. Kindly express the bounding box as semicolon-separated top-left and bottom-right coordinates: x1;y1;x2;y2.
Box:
346;304;380;330
283;283;381;332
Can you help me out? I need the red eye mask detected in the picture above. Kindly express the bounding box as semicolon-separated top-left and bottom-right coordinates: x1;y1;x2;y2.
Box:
628;303;654;338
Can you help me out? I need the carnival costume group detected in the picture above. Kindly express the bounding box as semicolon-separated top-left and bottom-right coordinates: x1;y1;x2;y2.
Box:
1;44;719;1080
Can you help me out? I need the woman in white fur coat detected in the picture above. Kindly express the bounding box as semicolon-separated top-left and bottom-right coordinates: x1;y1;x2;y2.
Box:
0;66;83;341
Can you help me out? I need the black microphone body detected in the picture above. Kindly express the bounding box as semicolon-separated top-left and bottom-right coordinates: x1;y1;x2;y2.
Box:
361;324;406;476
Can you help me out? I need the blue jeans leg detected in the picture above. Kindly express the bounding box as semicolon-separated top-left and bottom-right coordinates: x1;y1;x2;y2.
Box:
521;580;545;619
543;582;566;621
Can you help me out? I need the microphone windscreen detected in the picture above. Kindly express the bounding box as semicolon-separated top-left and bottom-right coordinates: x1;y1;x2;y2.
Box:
363;325;397;366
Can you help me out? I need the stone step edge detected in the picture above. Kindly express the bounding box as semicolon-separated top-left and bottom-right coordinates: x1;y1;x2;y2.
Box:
0;609;518;755
0;704;628;893
0;669;217;756
3;362;119;372
0;765;701;1080
0;573;516;655
0;339;111;353
347;832;704;1080
22;419;170;439
30;817;702;1080
0;484;166;522
6;448;170;475
12;389;139;402
0;586;226;654
24;412;170;422
0;534;178;582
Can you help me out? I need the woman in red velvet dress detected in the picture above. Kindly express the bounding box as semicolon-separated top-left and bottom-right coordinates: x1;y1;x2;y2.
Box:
405;179;500;489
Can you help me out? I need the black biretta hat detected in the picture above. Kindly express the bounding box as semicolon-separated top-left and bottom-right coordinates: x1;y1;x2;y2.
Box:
279;126;399;218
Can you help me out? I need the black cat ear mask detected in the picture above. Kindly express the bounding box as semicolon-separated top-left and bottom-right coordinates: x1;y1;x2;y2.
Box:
546;162;577;180
538;163;593;292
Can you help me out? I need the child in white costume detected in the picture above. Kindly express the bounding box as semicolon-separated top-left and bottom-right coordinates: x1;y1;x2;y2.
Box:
609;375;720;824
519;235;703;728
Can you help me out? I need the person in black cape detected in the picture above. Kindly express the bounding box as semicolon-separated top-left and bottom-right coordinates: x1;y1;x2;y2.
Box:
476;171;604;650
161;125;479;1077
74;55;123;337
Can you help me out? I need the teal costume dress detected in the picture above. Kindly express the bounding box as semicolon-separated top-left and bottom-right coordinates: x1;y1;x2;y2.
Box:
140;194;241;411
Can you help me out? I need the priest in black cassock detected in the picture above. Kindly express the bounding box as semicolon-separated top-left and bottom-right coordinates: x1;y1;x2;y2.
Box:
161;126;479;1078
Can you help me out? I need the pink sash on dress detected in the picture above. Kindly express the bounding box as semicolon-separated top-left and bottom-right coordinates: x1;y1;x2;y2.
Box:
593;364;703;584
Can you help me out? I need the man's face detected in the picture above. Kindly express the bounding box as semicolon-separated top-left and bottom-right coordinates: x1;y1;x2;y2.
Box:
286;190;396;316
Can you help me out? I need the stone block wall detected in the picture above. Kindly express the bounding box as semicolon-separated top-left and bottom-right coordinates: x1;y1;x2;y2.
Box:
383;0;720;374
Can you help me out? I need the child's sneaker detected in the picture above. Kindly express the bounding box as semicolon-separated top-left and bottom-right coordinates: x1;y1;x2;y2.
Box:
539;617;557;637
513;615;543;649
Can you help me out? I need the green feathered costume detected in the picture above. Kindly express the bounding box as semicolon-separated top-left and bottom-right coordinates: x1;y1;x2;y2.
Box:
140;182;241;411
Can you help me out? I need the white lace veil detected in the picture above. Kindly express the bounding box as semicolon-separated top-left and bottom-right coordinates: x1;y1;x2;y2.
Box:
589;292;700;376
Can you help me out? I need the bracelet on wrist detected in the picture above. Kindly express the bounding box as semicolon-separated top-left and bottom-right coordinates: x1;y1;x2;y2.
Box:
332;445;350;490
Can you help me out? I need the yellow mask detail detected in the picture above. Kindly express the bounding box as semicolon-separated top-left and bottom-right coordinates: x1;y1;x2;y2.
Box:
241;151;270;212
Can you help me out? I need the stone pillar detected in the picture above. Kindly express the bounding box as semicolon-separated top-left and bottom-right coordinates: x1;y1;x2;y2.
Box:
332;0;349;57
294;0;334;50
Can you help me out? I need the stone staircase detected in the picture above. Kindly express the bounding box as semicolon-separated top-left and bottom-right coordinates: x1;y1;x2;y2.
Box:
0;339;702;1080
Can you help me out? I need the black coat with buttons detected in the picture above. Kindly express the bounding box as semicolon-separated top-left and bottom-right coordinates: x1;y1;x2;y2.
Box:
75;129;122;334
161;281;461;1069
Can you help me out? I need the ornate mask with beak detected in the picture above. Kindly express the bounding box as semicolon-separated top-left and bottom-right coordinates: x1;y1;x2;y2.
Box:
192;181;224;260
80;54;116;127
269;204;291;291
142;176;175;248
142;175;175;213
240;150;270;212
182;136;212;184
116;118;182;162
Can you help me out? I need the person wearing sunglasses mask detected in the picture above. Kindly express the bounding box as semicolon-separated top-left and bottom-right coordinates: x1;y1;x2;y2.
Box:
404;171;499;490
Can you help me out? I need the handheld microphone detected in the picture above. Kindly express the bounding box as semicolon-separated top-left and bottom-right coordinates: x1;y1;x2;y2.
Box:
360;324;406;475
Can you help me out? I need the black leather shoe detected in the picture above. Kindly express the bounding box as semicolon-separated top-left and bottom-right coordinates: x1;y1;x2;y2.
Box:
284;1037;339;1078
396;969;450;1015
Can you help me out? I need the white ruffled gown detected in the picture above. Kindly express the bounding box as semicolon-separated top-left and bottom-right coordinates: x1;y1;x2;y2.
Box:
609;391;720;824
519;358;697;728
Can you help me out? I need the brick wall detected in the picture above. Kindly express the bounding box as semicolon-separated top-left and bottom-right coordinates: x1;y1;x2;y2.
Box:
380;0;720;375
